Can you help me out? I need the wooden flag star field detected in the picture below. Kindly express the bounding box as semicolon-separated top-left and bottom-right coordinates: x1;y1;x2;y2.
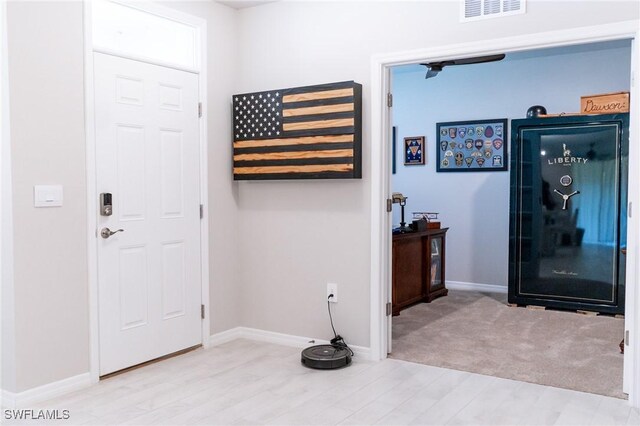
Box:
232;81;362;180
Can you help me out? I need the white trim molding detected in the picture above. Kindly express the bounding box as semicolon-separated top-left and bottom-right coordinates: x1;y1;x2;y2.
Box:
196;16;210;351
209;327;372;361
446;281;508;294
1;0;17;398
92;47;199;74
624;22;640;405
369;59;392;362
83;0;100;385
0;373;91;409
370;19;640;409
208;327;242;347
0;389;14;409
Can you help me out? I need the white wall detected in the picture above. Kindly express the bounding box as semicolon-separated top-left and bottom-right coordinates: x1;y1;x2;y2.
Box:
7;1;89;393
4;0;239;393
391;42;632;287
235;0;639;348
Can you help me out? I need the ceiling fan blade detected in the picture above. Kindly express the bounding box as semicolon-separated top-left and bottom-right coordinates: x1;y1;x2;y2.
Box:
420;63;444;79
425;68;440;79
449;54;506;66
420;54;504;79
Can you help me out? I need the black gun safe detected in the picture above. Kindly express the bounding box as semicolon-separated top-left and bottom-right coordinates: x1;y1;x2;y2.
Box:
509;113;628;314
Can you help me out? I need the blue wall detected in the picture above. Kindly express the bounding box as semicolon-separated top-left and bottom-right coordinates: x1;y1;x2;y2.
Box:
391;40;631;288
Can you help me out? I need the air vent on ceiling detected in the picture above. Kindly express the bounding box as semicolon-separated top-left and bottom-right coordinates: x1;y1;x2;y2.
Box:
461;0;525;22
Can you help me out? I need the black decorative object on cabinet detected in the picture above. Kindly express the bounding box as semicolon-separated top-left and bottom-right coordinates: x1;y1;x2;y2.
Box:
509;113;629;314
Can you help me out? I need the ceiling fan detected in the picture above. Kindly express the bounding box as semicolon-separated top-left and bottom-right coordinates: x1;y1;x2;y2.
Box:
420;54;506;79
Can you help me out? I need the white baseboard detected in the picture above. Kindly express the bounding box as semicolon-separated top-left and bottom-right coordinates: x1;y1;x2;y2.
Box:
0;389;15;409
209;327;372;360
0;373;91;409
207;327;244;347
446;280;508;294
239;327;319;348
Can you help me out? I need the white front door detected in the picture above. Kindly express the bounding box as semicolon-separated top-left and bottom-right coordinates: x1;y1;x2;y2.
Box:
94;52;202;375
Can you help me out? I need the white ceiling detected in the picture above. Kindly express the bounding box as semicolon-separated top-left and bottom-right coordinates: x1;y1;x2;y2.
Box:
217;0;276;9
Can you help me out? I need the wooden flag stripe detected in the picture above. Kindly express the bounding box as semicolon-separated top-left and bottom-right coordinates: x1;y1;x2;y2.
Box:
282;103;354;117
283;118;354;132
234;149;353;162
282;96;354;110
282;80;355;95
233;164;354;175
235;171;354;180
282;88;354;103
234;157;354;168
233;134;353;149
281;126;355;139
234;142;353;155
282;111;353;124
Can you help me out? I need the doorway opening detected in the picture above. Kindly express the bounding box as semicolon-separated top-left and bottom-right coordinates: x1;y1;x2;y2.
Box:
392;40;629;399
370;21;640;409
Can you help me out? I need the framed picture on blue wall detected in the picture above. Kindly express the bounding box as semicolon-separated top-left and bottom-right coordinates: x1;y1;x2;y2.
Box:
392;126;397;174
436;118;508;172
404;136;425;165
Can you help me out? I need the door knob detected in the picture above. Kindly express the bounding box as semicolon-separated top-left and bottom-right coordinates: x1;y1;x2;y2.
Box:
100;227;124;239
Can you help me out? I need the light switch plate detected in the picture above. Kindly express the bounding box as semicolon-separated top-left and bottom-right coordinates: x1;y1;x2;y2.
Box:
34;185;63;207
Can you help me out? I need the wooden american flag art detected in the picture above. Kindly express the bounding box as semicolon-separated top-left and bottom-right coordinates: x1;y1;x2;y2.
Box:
232;81;362;180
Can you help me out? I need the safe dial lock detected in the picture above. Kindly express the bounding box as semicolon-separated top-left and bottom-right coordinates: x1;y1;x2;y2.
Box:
560;175;573;187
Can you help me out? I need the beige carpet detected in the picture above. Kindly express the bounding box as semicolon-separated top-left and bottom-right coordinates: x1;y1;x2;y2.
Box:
390;290;626;399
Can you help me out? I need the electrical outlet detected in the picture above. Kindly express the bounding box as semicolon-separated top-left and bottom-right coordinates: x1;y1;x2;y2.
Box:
327;283;338;303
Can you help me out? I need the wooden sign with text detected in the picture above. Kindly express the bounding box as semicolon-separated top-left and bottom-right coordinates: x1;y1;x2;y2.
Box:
580;92;629;114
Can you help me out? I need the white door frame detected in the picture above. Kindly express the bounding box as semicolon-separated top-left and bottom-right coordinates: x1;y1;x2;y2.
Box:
83;0;210;382
370;20;640;408
1;0;17;395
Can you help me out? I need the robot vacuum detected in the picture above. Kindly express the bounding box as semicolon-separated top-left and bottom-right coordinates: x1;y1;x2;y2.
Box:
301;344;352;370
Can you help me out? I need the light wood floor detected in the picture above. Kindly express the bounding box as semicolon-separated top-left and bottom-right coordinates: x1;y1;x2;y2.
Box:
8;339;640;425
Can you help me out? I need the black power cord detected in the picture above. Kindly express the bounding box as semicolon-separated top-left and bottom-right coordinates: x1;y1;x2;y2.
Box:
327;294;354;356
327;294;337;338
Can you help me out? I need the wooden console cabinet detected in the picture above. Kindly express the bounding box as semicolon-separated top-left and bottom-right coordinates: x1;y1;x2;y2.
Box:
392;228;448;315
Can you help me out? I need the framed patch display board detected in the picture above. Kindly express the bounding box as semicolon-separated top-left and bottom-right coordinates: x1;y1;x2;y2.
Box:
436;119;508;172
